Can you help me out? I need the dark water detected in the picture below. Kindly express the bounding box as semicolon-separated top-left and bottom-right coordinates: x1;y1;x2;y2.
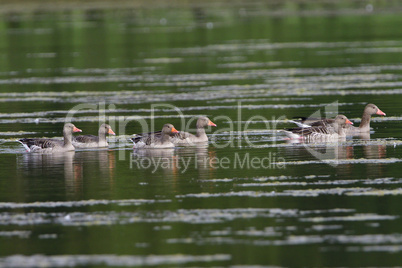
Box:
0;3;401;267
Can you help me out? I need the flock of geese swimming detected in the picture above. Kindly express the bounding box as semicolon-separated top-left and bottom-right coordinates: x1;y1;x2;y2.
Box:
17;104;385;153
283;103;385;141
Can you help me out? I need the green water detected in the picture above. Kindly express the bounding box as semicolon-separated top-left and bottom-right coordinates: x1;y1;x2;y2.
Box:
0;3;401;267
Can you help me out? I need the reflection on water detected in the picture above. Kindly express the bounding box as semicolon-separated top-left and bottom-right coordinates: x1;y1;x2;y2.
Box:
75;150;116;179
132;148;179;179
16;150;116;199
178;144;217;179
17;151;77;178
280;134;388;178
1;3;402;267
131;144;217;180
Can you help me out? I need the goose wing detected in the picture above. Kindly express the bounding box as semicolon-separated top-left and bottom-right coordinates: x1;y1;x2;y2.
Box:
131;131;162;145
18;138;62;152
74;135;99;143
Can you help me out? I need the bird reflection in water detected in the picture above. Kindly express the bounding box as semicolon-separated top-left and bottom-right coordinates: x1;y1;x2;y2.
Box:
283;133;387;177
131;143;216;180
76;150;116;181
332;133;387;177
72;150;116;195
17;151;80;197
132;148;179;177
177;144;217;180
17;150;116;199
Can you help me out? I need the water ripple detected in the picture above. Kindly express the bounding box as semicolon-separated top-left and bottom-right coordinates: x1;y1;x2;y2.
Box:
0;254;231;268
0;199;170;209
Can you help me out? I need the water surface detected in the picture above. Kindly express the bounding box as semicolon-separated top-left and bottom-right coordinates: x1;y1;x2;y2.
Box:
0;2;401;267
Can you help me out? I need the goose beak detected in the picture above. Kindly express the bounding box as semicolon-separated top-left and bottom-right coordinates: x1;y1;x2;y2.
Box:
208;120;217;127
73;126;82;132
345;119;353;125
171;127;179;133
376;109;386;116
108;128;116;135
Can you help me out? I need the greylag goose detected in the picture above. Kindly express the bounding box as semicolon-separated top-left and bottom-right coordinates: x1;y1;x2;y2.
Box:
290;104;385;134
347;103;385;133
282;115;353;141
18;123;82;153
73;124;115;148
171;116;216;145
132;117;216;146
132;124;179;149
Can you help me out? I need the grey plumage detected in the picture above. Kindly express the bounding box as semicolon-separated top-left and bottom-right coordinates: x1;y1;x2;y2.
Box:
132;124;178;149
283;115;353;141
132;117;216;146
18;123;82;153
73;124;115;148
290;104;385;134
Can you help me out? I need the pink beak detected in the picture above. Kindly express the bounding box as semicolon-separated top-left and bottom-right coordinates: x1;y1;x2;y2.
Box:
73;126;82;132
376;109;386;116
345;119;353;125
208;121;217;127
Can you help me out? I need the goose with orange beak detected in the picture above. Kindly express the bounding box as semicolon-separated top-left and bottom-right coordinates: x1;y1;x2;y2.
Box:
73;124;115;148
283;115;353;141
132;124;179;149
131;117;217;147
346;103;385;133
170;116;217;145
18;123;82;153
290;103;386;134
